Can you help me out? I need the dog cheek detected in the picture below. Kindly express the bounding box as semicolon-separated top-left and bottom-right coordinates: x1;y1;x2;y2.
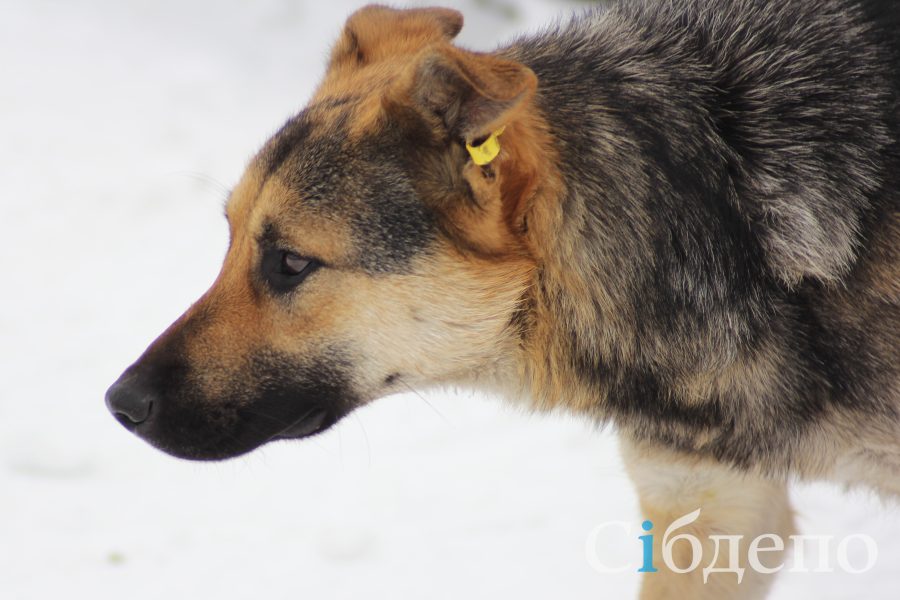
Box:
338;259;529;389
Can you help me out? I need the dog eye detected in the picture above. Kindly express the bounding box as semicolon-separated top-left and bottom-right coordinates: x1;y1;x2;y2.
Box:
262;249;320;293
281;252;311;276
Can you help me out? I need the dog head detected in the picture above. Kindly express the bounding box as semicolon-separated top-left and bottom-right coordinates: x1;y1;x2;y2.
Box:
105;5;553;460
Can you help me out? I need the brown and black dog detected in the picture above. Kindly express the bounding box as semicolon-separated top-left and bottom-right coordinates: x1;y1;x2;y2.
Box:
107;1;899;597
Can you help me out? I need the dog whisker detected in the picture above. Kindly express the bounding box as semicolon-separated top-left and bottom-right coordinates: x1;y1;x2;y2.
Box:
400;381;449;424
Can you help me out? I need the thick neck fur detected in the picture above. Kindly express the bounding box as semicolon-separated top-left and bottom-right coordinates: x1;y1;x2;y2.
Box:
498;0;899;474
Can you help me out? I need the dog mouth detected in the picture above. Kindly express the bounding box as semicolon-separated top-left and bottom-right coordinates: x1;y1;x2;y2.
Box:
106;353;353;460
147;405;343;460
269;408;337;441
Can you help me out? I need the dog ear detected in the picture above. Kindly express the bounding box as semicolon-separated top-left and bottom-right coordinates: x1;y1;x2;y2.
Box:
329;5;463;70
404;48;539;254
412;45;537;143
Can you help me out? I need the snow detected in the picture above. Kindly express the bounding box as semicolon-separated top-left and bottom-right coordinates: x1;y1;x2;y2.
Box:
1;1;897;598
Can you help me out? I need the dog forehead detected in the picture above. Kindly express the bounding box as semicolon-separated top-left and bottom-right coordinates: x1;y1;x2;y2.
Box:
226;106;438;272
225;109;353;225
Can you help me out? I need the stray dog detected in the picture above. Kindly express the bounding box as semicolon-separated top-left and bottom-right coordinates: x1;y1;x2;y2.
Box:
107;1;899;597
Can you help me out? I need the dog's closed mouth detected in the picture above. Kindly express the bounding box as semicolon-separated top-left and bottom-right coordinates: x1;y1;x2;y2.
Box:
270;409;333;441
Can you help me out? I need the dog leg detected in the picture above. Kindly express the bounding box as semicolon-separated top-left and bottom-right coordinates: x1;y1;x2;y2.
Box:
620;437;795;600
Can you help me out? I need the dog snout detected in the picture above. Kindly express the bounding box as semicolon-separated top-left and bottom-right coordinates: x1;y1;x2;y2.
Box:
105;375;156;428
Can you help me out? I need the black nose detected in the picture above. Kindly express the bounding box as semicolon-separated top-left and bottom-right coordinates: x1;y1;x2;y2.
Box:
105;376;155;427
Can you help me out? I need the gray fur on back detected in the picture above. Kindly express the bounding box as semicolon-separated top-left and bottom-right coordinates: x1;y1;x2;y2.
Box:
503;0;899;471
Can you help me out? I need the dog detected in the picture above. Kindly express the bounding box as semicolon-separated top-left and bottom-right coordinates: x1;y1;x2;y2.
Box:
106;1;899;597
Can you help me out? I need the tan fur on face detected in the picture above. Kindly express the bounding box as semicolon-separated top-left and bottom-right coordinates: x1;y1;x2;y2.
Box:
179;160;358;394
328;245;535;395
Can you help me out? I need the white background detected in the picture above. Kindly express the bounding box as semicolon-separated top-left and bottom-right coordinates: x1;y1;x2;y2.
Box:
1;0;898;598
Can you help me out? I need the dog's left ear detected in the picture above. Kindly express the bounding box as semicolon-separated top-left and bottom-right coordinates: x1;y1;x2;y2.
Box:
411;45;537;143
330;5;463;70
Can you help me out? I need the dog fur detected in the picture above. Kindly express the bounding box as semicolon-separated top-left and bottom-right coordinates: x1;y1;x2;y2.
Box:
107;1;899;597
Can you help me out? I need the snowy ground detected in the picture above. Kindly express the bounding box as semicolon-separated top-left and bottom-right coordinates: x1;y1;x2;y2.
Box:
1;1;898;598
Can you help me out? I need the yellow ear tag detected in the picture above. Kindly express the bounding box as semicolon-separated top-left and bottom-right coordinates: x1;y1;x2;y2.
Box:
466;126;506;166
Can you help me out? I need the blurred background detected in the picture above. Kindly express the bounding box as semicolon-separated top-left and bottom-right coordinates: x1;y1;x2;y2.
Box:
1;0;898;598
